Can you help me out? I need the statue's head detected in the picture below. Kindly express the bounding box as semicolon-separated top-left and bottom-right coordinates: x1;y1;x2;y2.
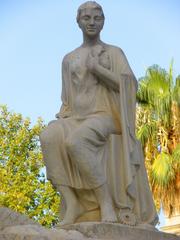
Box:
77;1;105;38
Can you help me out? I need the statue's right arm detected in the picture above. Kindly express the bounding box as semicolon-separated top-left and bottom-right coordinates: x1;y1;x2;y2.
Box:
56;55;72;119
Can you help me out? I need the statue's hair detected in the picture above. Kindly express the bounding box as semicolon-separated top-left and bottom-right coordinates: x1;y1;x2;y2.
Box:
77;1;105;23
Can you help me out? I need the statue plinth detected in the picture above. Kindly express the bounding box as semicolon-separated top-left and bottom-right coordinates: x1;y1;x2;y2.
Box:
1;223;180;240
60;222;180;240
0;208;179;240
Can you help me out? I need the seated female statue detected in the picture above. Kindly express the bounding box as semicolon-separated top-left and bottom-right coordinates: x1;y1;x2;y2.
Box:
40;1;158;226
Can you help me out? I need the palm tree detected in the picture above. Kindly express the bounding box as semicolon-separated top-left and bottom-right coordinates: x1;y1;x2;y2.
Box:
136;64;180;217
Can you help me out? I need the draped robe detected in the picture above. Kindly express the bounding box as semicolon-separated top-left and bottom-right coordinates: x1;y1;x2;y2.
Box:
40;44;158;225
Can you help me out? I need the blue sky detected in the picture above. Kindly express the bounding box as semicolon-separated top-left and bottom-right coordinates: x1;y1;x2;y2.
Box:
0;0;180;124
1;0;179;227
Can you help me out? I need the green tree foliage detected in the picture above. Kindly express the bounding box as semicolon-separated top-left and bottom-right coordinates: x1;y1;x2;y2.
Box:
136;64;180;217
0;105;60;226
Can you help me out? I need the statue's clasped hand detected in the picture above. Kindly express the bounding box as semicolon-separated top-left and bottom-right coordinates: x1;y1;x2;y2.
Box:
86;52;99;73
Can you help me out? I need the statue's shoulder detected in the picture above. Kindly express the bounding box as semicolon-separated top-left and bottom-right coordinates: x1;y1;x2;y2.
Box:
62;52;72;65
104;43;125;56
62;47;82;64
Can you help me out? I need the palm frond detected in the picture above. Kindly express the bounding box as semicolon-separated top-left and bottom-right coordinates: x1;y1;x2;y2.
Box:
168;59;174;91
172;144;180;165
152;152;175;187
172;75;180;105
136;121;157;146
137;63;180;217
137;64;174;127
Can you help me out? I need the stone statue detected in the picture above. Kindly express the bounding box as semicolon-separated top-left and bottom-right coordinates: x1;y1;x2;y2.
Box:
40;1;158;227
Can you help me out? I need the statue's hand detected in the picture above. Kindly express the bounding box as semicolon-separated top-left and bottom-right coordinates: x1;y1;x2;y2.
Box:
86;53;99;73
99;51;111;70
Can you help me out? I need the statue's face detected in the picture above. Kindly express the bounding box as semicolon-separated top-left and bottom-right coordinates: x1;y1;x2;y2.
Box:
78;8;104;38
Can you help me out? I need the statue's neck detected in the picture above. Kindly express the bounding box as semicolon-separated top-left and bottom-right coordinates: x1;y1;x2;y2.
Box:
82;34;102;47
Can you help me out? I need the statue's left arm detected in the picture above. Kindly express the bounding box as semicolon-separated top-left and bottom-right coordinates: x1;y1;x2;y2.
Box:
117;48;138;135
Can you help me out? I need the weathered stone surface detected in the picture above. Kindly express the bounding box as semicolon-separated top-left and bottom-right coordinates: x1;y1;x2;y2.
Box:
61;222;180;240
0;234;49;240
0;224;88;240
0;215;179;240
0;207;39;230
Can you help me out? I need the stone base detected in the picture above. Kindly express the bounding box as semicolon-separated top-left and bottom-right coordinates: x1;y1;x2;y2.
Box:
61;222;180;240
0;208;179;239
0;222;180;240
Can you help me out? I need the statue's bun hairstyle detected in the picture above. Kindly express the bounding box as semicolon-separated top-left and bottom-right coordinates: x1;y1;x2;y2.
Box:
77;1;105;23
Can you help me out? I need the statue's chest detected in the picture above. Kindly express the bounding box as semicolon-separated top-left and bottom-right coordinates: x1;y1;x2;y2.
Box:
70;50;89;83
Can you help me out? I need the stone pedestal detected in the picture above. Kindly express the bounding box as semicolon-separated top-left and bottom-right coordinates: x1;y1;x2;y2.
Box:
1;208;180;240
61;222;180;240
1;222;180;240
